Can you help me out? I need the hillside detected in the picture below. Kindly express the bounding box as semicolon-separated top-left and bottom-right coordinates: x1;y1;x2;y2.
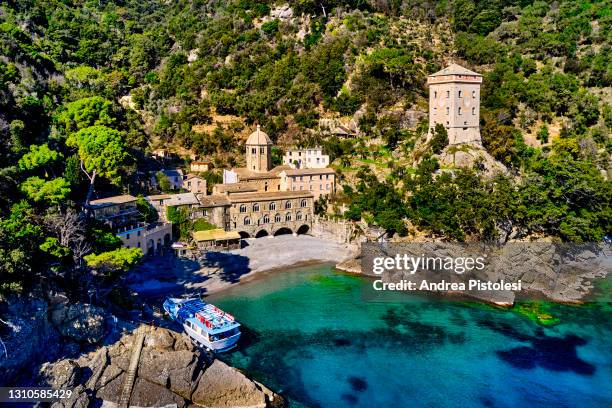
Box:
0;0;610;295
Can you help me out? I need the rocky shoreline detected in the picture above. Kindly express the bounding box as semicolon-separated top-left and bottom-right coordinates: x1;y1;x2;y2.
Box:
43;326;283;408
0;298;283;408
336;242;611;306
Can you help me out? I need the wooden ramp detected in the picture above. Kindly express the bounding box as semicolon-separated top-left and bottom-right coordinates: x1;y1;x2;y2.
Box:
119;325;147;408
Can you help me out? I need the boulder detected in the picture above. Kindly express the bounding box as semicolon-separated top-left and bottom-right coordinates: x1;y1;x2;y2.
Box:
191;359;267;408
40;359;81;389
129;377;187;408
271;5;293;19
50;302;107;344
44;326;280;407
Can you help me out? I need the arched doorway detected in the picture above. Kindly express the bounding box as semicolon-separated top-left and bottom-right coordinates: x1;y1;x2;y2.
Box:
297;224;310;235
147;239;155;256
274;227;292;236
238;231;251;239
164;233;171;246
255;229;269;238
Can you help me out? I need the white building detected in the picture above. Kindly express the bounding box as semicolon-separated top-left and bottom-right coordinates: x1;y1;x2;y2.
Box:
283;147;330;169
427;63;482;145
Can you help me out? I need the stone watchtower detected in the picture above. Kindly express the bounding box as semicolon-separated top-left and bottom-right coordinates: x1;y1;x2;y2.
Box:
427;63;483;145
246;125;272;173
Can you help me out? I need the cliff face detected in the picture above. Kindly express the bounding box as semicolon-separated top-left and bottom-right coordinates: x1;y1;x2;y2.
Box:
42;326;283;408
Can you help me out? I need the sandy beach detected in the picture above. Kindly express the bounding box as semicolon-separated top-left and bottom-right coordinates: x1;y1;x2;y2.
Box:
128;235;358;297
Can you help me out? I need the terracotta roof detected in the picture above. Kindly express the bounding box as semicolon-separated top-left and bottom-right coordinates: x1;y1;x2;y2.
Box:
215;183;259;193
191;160;211;165
230;167;282;180
282;167;336;176
192;229;241;242
198;195;231;207
90;194;137;207
429;63;481;77
164;193;200;206
246;125;272;145
228;190;313;203
147;194;171;201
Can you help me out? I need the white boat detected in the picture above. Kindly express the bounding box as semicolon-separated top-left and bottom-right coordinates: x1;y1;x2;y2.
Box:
163;297;241;352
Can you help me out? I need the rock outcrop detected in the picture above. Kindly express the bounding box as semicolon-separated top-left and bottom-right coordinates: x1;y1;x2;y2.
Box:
49;299;108;344
358;242;610;305
45;326;283;408
0;299;61;385
437;144;507;176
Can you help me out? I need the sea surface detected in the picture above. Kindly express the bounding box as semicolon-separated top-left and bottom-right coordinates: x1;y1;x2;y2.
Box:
209;264;612;408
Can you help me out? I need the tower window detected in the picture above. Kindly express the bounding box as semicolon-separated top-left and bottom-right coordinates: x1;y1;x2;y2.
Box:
472;91;476;98
434;107;437;114
434;91;437;98
446;90;450;98
251;148;256;154
458;107;462;115
472;107;476;115
446;107;449;115
458;90;462;98
260;147;265;154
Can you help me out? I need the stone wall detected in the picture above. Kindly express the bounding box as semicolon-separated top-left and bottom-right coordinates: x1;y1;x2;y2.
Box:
312;216;359;244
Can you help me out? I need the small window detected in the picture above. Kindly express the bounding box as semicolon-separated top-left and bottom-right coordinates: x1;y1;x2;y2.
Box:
126;234;130;239
253;203;260;212
472;90;476;98
244;217;251;226
240;204;247;213
285;201;292;209
296;212;302;221
251;148;256;154
285;213;292;221
458;90;462;98
260;147;265;154
269;202;276;211
458;107;462;115
434;91;437;98
300;199;307;207
472;107;476;115
274;213;281;222
446;90;450;98
263;214;270;223
446;107;449;115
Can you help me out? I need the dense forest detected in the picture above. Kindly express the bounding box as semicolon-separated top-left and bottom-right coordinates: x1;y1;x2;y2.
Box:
0;0;610;297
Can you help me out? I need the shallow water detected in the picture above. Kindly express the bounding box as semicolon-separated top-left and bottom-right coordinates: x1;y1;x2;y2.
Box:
209;264;612;408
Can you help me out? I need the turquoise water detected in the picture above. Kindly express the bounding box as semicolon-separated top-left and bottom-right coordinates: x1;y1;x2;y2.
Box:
209;264;612;408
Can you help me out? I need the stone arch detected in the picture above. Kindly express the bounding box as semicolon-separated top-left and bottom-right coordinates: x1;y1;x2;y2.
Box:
255;229;269;238
238;231;251;239
274;227;293;236
147;239;155;255
297;224;310;235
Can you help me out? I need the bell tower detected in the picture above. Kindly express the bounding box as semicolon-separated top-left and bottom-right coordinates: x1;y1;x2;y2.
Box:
427;63;482;145
245;125;272;173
